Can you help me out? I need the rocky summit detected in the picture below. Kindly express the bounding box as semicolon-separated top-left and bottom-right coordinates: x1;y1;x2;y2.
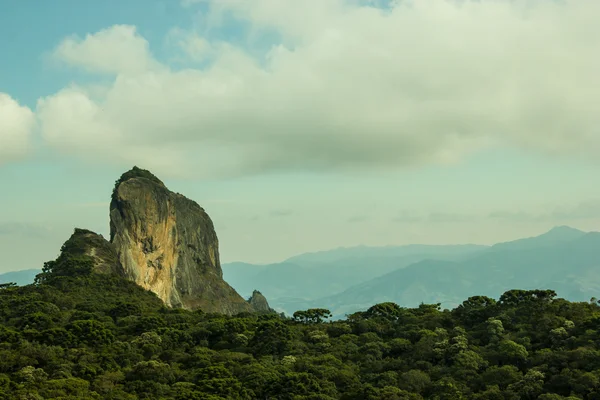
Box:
59;228;122;277
55;166;263;315
248;290;275;314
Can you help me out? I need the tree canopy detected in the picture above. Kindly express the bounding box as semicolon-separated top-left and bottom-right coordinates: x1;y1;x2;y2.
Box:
1;260;599;399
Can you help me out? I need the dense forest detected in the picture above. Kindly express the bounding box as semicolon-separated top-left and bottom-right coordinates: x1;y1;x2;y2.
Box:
2;252;600;399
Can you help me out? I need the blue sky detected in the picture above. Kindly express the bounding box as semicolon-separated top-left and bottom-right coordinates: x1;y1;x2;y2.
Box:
1;0;600;272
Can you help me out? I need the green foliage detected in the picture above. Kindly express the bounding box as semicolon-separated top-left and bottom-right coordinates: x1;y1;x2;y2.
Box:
2;262;600;400
59;228;114;261
293;308;333;324
35;255;95;285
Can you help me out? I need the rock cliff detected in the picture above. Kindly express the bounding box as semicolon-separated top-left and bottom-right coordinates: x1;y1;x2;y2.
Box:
109;167;254;314
248;290;275;314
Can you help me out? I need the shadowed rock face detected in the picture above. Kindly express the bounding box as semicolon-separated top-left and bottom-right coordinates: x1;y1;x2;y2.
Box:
61;228;121;276
108;167;253;314
248;290;275;314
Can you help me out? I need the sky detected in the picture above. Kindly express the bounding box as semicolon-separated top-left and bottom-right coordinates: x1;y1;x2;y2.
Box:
0;0;600;272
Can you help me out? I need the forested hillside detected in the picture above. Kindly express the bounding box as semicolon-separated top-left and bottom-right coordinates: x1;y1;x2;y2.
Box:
1;252;600;399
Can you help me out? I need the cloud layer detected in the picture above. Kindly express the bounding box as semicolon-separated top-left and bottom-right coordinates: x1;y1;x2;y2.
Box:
0;93;34;165
36;0;600;178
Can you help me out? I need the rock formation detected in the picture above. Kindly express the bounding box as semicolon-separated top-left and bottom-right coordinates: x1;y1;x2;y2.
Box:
60;228;121;276
48;167;267;315
108;167;254;314
248;290;275;314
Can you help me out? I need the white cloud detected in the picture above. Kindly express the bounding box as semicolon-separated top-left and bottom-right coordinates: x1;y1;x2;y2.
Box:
167;28;215;63
37;0;600;178
0;93;35;165
52;25;161;75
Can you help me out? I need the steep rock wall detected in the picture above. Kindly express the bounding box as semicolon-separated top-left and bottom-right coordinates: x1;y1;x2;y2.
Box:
109;167;253;314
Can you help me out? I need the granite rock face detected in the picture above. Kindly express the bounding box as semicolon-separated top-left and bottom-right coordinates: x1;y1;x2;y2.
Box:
248;290;275;314
109;167;253;314
60;228;122;276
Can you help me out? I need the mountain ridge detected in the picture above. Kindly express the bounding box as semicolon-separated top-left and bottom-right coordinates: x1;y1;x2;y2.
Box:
314;229;600;317
490;225;586;251
224;225;596;315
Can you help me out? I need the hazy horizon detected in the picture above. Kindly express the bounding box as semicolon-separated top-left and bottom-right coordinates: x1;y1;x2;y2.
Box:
2;0;600;271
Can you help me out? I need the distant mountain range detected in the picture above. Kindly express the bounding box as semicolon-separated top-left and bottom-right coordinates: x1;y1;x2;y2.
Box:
223;225;598;317
3;226;598;319
490;225;586;251
312;227;599;317
0;269;40;286
222;244;486;304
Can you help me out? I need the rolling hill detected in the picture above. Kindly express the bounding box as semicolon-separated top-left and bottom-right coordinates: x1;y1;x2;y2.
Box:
311;228;599;318
222;244;487;312
0;269;40;286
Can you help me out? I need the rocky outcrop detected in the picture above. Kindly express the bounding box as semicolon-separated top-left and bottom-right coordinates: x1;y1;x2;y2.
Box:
60;228;121;276
109;167;253;315
248;290;275;314
47;167;269;315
